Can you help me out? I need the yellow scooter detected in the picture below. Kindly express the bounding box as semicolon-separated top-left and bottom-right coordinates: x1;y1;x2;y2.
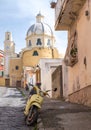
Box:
24;84;57;126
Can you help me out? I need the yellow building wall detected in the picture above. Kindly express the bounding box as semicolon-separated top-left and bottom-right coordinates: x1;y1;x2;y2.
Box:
22;47;59;67
68;1;91;94
9;58;22;87
0;77;5;86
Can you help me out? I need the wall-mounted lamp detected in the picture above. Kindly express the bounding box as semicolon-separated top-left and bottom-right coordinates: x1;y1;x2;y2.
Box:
84;56;87;69
85;10;90;20
85;10;89;16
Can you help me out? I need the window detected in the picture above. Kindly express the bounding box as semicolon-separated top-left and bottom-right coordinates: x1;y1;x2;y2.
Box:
0;71;4;77
33;51;38;56
2;71;4;77
36;38;42;45
7;34;10;40
15;66;19;70
47;39;50;46
29;40;31;46
17;54;19;57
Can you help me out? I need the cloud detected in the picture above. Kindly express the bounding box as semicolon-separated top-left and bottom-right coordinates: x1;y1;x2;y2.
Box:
17;0;49;16
17;0;55;26
0;0;55;27
0;0;19;17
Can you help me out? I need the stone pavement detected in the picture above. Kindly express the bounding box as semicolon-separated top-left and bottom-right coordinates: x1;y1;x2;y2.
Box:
40;98;91;130
18;87;44;130
0;86;37;130
19;87;91;130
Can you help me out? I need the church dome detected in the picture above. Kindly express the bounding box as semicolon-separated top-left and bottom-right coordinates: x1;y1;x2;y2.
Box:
27;12;53;36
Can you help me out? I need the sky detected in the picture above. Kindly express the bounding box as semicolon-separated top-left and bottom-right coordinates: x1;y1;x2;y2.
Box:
0;0;67;55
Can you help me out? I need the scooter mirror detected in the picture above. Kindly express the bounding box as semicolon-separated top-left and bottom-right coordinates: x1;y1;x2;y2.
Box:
53;88;57;91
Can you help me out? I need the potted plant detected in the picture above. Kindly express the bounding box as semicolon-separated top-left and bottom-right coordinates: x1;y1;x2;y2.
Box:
50;1;56;8
70;47;77;58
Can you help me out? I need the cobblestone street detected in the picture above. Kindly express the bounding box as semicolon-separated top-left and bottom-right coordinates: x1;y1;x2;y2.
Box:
20;88;91;130
0;87;37;130
1;87;91;130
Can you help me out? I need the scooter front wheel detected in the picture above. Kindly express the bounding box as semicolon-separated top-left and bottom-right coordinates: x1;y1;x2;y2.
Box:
26;105;38;126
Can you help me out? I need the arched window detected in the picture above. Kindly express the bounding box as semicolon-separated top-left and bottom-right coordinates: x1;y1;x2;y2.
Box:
28;40;31;46
36;38;42;45
15;66;19;70
33;50;38;56
7;34;10;40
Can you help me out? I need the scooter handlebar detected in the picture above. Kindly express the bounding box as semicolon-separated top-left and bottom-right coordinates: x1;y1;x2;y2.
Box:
29;83;34;87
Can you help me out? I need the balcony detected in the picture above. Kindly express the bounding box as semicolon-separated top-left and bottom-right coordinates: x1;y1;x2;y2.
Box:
55;0;86;30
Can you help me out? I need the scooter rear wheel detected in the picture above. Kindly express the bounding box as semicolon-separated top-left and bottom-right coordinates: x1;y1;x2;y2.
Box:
26;105;38;126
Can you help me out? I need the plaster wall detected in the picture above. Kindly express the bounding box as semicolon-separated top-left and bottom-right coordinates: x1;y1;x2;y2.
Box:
0;77;5;86
39;58;62;97
22;48;59;67
9;58;22;86
68;1;91;106
77;1;91;89
52;65;62;99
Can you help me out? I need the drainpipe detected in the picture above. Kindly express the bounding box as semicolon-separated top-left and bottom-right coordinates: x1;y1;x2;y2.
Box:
60;65;63;99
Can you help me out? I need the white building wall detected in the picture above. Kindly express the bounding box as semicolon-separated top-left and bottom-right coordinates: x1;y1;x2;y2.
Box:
62;62;68;99
4;55;10;76
39;58;63;97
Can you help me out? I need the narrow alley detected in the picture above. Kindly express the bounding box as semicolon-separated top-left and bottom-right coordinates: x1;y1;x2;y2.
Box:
1;86;91;130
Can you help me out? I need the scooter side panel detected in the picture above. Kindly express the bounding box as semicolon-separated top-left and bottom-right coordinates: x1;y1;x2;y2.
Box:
30;94;43;104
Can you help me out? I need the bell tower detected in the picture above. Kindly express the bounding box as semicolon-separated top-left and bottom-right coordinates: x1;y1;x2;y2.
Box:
4;32;15;55
4;32;16;77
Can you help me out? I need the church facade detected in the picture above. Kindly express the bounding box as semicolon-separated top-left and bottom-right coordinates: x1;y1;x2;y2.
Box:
4;12;60;87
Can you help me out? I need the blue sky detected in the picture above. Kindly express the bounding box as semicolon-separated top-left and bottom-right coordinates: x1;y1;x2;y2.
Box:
0;0;67;54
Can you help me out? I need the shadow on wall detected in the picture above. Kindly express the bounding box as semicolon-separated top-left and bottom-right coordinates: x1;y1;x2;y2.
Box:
52;65;63;99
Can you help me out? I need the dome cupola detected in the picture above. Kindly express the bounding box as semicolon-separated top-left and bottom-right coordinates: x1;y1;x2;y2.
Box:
25;12;55;49
26;12;53;36
36;12;44;23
